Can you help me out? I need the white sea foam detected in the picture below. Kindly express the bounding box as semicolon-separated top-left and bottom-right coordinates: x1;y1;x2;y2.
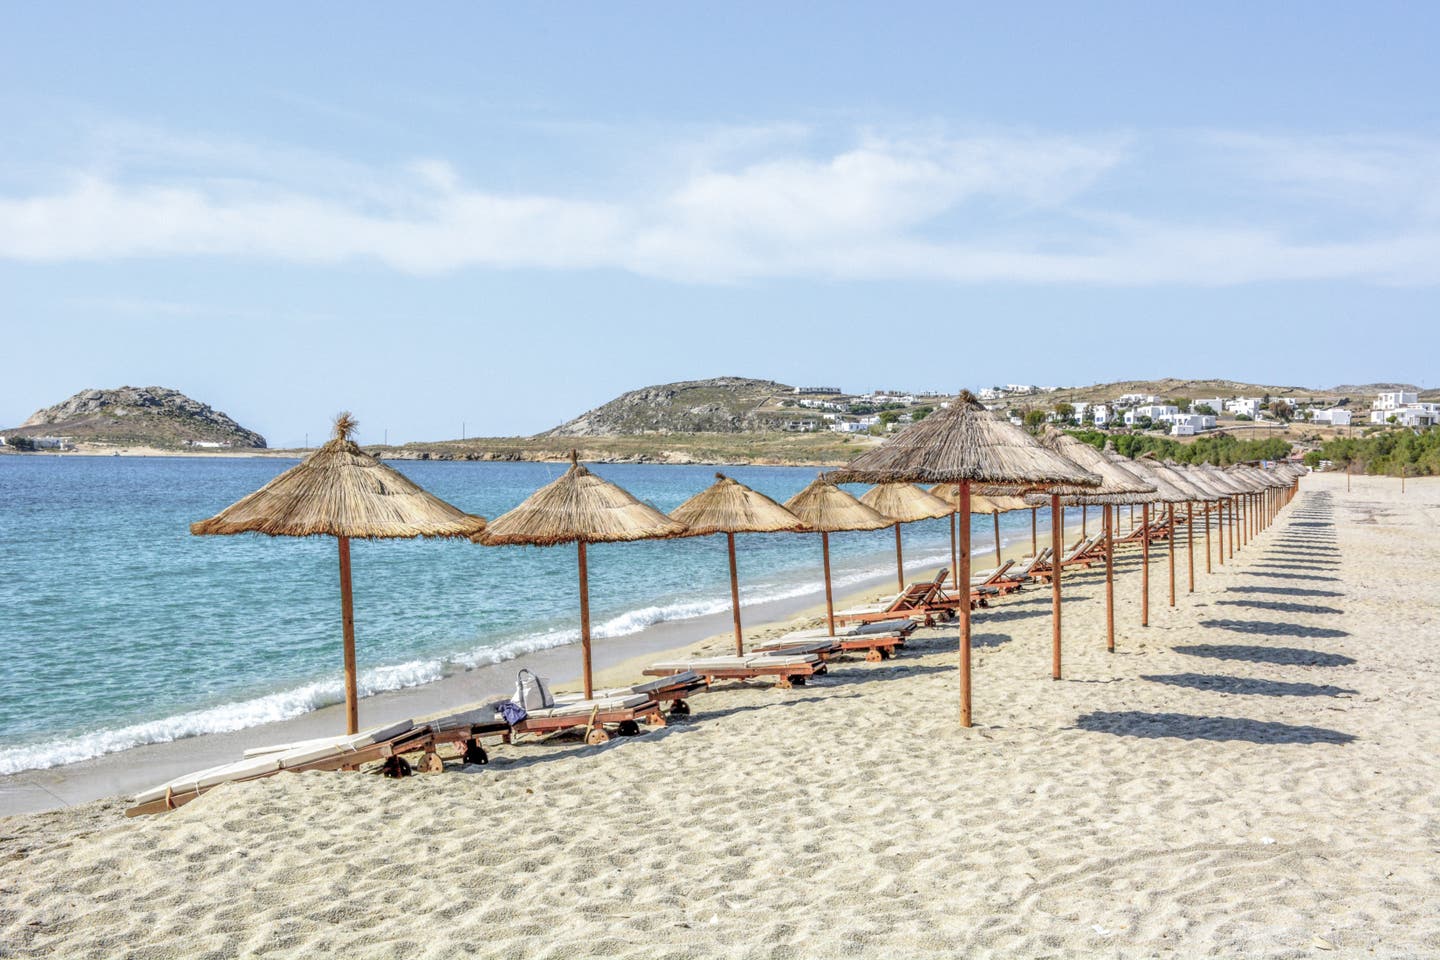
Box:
0;659;445;776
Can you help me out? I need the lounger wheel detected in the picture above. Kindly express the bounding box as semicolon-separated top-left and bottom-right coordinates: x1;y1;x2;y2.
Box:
463;739;489;765
585;728;611;746
381;755;413;779
420;752;445;774
865;649;882;663
668;698;691;717
617;720;641;737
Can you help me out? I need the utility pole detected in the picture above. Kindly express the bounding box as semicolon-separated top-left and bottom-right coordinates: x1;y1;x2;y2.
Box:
462;421;466;441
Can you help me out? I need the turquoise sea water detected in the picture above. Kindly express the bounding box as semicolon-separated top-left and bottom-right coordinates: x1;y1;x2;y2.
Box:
0;456;1075;774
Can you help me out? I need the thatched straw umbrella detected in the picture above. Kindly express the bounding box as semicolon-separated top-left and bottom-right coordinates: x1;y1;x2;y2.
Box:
830;391;1100;726
671;474;807;656
476;452;686;700
1227;465;1269;544
1025;428;1156;662
858;482;953;591
1121;455;1194;619
1194;463;1247;564
1162;462;1220;593
1177;465;1230;576
783;474;891;636
192;413;488;735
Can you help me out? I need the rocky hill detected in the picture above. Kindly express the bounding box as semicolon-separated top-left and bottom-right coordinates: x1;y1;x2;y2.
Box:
4;386;266;450
544;377;798;436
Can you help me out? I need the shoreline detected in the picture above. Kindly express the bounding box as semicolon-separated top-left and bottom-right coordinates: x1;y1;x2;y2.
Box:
0;523;1063;818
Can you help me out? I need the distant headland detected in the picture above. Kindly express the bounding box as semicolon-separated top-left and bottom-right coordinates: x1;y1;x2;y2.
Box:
0;386;266;453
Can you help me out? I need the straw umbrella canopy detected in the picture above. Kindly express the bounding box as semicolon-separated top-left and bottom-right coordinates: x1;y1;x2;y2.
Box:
1226;464;1267;542
829;391;1101;726
670;474;808;656
1123;455;1203;613
1023;428;1157;656
1176;464;1232;578
783;474;892;637
858;482;952;591
191;413;488;735
475;451;687;700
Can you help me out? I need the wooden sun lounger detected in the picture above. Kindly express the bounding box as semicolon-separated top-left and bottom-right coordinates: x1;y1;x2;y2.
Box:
644;653;823;689
555;671;708;716
512;693;666;744
126;714;512;816
1031;536;1104;581
835;573;951;626
992;548;1051;589
1117;517;1170;544
755;619;916;661
971;559;1021;595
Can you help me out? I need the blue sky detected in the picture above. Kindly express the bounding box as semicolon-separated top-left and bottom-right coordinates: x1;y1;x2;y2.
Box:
2;3;1437;446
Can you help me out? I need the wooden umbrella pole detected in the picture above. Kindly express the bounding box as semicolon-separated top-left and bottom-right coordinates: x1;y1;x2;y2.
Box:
1205;501;1212;572
727;532;743;657
1215;500;1222;566
1051;494;1063;680
1232;495;1244;555
959;480;972;727
1031;507;1037;556
1167;504;1176;608
578;540;593;700
949;512;959;588
1104;504;1114;653
1130;503;1135;532
1082;504;1088;538
894;523;905;590
338;535;359;736
822;532;835;637
993;511;1001;566
1141;503;1150;627
1186;502;1195;593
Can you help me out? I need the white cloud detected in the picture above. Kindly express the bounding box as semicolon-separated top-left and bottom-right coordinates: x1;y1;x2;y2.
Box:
2;124;1439;285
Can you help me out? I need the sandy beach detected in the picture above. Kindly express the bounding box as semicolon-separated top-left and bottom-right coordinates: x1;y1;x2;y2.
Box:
4;471;1438;958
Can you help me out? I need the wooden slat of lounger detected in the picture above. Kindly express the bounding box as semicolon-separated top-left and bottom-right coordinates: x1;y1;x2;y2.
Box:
514;700;663;734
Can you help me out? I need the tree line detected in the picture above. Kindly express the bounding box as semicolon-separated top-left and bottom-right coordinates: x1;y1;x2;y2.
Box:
1304;428;1440;476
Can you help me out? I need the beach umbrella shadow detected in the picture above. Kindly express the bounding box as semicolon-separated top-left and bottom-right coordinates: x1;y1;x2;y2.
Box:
1074;710;1355;744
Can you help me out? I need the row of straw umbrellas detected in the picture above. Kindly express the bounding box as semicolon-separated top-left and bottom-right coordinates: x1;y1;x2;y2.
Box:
192;399;1303;735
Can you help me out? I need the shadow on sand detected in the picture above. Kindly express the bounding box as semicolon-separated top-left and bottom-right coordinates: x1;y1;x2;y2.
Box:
1141;673;1357;697
1226;585;1343;598
1074;710;1354;744
1212;599;1344;616
1240;571;1341;583
1173;643;1356;667
1197;619;1349;639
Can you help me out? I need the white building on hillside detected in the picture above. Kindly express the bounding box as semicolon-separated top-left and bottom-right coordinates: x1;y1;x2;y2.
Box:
1194;397;1227;415
1374;391;1418;411
1311;408;1351;426
1226;398;1263;418
1168;413;1217;435
1370;402;1439;427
